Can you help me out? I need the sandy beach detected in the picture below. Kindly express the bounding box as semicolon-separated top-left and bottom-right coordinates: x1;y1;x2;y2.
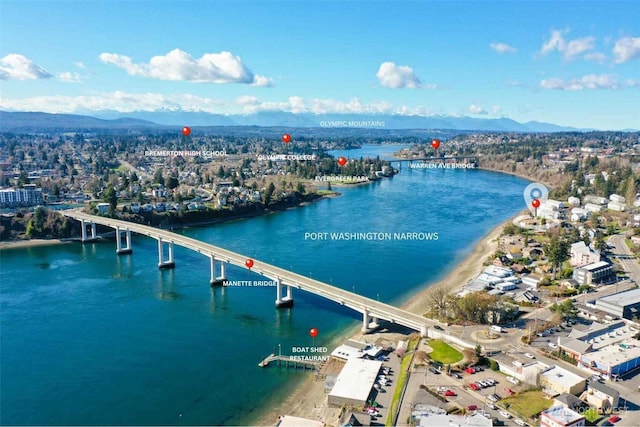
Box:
249;213;518;426
0;237;76;250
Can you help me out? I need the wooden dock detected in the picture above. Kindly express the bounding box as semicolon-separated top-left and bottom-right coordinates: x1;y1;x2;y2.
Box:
258;354;323;370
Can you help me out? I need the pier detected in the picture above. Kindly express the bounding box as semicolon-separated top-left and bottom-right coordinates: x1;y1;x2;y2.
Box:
258;354;323;370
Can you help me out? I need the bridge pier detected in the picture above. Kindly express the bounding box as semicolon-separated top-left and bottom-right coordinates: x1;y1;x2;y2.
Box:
209;255;227;286
157;238;175;269
362;308;370;333
420;324;428;338
275;277;293;308
80;220;97;242
115;227;133;255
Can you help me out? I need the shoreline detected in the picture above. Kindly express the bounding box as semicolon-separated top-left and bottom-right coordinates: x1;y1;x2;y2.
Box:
0;192;341;251
248;213;517;426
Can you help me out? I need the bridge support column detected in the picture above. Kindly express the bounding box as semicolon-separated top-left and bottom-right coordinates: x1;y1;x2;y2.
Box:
209;256;227;286
80;220;97;242
275;278;293;308
420;324;428;338
157;238;175;269
362;308;370;333
115;227;133;255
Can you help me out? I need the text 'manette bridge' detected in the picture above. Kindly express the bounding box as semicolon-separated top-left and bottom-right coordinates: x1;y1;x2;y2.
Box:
63;210;433;336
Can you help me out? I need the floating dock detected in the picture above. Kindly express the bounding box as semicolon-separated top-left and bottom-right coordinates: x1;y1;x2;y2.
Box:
258;354;322;370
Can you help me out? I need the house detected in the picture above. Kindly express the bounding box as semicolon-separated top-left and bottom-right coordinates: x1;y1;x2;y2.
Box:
584;203;606;213
568;196;581;207
609;194;625;204
570;207;590;222
523;246;544;259
96;202;110;214
570;241;601;267
631;236;640;246
554;393;590;414
584;195;608;205
581;381;620;412
607;201;626;212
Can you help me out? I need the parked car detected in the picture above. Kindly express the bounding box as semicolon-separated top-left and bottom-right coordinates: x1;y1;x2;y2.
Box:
504;387;515;395
438;386;447;393
499;410;512;419
465;367;476;374
467;405;478;411
488;393;500;402
453;373;462;379
429;367;441;374
524;352;535;359
548;342;558;349
506;376;520;385
609;415;621;423
515;419;527;426
444;390;457;397
487;403;498;410
469;383;480;391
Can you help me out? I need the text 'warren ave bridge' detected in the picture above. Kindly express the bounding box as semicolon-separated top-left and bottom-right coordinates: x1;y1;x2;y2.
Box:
62;210;433;336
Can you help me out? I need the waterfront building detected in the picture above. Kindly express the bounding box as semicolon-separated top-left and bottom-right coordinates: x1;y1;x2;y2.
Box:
570;241;601;267
0;185;44;208
572;261;613;285
327;358;381;407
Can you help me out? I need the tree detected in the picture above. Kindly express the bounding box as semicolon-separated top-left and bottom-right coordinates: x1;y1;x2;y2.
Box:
26;206;47;238
130;171;139;183
102;184;118;215
296;182;306;194
545;233;570;279
153;169;164;186
594;233;607;252
263;182;276;206
166;175;179;190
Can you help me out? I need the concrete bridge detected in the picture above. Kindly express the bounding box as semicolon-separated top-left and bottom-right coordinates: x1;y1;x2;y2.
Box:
62;210;433;336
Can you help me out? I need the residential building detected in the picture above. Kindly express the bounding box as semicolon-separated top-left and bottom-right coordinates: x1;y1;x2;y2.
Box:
0;185;44;208
572;261;613;285
570;241;600;267
584;195;608;205
581;381;620;412
540;406;585;427
584;203;605;213
607;201;626;212
609;194;625;204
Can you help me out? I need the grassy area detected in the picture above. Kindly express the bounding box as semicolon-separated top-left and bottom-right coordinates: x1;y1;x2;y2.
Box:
501;390;552;419
584;407;602;423
428;339;463;365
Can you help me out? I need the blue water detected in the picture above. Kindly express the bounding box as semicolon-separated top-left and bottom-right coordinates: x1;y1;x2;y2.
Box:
0;146;530;426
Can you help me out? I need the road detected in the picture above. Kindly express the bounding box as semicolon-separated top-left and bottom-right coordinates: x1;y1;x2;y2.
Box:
609;234;640;285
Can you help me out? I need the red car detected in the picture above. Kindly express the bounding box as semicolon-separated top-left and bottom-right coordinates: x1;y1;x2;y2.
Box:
504;387;515;395
467;405;478;411
469;383;480;391
609;415;621;423
465;367;476;374
444;390;457;397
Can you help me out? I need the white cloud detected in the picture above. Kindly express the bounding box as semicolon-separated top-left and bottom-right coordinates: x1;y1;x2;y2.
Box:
58;72;83;83
613;36;640;63
0;91;226;114
540;74;638;90
539;30;595;60
74;61;86;69
98;48;272;86
468;104;488;115
583;52;606;63
236;95;260;106
0;54;53;80
376;61;422;88
490;42;517;54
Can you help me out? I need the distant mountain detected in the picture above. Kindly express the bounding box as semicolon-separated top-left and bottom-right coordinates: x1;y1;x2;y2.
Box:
1;110;591;133
0;111;161;130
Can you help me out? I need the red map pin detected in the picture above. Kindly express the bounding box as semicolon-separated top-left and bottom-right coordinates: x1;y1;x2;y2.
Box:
182;126;191;136
531;199;541;209
337;157;347;166
282;133;291;143
245;258;254;268
309;327;318;337
431;139;440;149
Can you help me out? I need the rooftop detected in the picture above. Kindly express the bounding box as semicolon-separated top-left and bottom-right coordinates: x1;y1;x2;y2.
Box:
598;288;640;307
540;366;587;388
328;358;381;403
582;339;640;368
541;406;584;424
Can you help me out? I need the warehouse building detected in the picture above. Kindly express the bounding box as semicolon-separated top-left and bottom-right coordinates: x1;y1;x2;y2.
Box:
328;358;381;407
595;289;640;320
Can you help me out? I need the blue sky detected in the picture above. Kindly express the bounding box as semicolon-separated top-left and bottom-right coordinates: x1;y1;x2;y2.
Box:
1;0;639;129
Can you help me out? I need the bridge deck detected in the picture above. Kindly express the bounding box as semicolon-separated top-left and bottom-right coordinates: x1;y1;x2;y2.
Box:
62;210;433;333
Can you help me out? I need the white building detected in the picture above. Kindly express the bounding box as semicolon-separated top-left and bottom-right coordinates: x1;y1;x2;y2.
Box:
609;194;625;204
567;196;581;207
0;185;44;208
570;241;601;267
570;208;590;222
584;203;605;213
584;195;608;205
327;358;382;407
607;201;626;212
540;406;585;427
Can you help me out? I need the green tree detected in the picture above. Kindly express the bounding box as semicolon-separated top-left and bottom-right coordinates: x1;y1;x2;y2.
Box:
26;206;47;238
153;169;164;186
296;182;306;194
545;232;570;279
166;175;179;190
102;184;118;215
263;182;276;206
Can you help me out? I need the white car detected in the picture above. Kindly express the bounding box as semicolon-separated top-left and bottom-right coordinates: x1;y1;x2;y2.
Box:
548;342;558;349
524;352;535;359
499;410;512;419
506;376;520;385
437;386;447;393
515;419;527;426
